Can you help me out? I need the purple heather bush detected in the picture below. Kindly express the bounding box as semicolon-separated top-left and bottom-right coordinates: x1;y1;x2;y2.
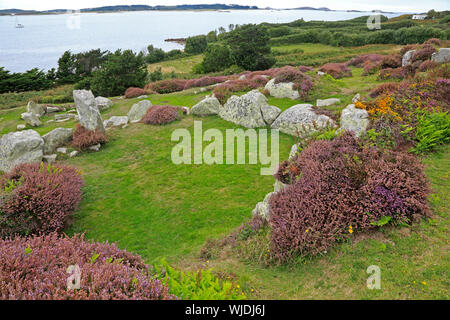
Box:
0;232;175;300
0;163;84;237
347;54;384;67
141;105;180;125
183;76;229;90
270;132;430;261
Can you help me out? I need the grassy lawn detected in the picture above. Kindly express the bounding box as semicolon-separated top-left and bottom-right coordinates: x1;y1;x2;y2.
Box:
148;54;204;75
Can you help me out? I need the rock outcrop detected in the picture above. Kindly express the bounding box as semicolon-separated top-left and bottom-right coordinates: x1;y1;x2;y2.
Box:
0;130;44;172
73;90;105;133
21;112;42;127
104;116;129;128
402;50;416;67
431;48;450;64
94;97;113;111
339;104;369;137
271;104;335;137
219;90;276;128
26;101;45;117
128;100;152;123
190;96;221;116
264;79;300;100
42;128;73;154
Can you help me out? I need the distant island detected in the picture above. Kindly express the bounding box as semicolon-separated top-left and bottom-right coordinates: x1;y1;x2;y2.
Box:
0;5;401;16
0;4;259;15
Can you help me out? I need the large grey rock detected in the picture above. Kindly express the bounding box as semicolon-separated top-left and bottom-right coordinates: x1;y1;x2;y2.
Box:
104;116;129;128
43;154;57;164
260;104;281;125
17;124;26;130
45;106;61;114
26;101;45;117
219;90;269;128
431;48;450;64
21;112;42;127
128;100;152;123
42;128;73;154
339;104;369;137
94;97;113;111
402;50;416;67
271;104;335;137
73;90;105;133
190;96;221;116
317;98;340;107
264;78;300;100
0;130;44;172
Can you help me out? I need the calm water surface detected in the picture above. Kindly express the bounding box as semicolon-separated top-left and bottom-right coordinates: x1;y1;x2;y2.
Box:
0;10;402;72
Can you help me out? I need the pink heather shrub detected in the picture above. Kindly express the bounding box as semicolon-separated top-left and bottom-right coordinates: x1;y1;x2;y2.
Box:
400;44;418;56
298;65;313;73
347;54;384;67
318;63;352;79
125;87;145;99
270;132;430;261
378;67;409;80
212;78;268;104
183;76;229;90
72;124;108;151
145;79;188;94
418;60;437;72
273;66;313;98
0;163;84;237
412;44;437;63
369;82;400;98
362;60;381;75
0;232;175;300
380;55;402;69
424;38;441;46
141;105;180;125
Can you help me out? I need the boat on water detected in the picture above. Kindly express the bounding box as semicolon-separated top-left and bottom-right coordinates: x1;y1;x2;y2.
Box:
12;15;24;28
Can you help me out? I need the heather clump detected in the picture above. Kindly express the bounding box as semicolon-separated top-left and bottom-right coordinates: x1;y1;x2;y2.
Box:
125;87;145;98
0;232;175;300
0;163;83;237
141;105;180;125
72;124;108;151
318;63;352;79
270;133;430;261
145;79;188;94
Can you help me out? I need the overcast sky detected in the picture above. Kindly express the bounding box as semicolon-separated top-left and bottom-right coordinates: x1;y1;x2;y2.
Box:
0;0;448;12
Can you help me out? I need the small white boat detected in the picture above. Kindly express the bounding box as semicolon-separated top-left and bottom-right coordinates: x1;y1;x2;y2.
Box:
13;15;24;28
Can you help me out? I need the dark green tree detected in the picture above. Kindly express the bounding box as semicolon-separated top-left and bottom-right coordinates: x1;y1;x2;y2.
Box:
225;24;275;71
200;43;233;73
56;51;78;84
185;35;208;54
88;49;147;97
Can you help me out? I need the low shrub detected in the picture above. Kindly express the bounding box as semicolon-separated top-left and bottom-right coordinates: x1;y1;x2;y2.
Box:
0;232;174;300
145;79;188;94
154;260;245;300
410;109;450;154
212;79;268;104
273;66;313;98
270;133;430;261
124;87;145;99
141;105;180;125
378;67;408;80
318;63;352;79
0;163;83;237
183;76;229;90
362;60;380;76
418;60;437;72
412;44;437;62
369;82;400;98
72;124;108;151
347;54;384;67
424;38;441;46
399;44;418;56
380;55;402;69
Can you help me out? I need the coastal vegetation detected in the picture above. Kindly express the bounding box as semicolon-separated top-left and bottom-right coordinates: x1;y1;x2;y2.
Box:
0;11;449;300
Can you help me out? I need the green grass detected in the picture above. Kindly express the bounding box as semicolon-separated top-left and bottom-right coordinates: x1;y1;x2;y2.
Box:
148;54;204;75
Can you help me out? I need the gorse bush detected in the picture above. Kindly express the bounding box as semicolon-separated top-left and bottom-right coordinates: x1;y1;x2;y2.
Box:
141;105;180;125
0;163;83;238
154;260;245;300
0;233;175;300
72;124;108;151
270;133;431;261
